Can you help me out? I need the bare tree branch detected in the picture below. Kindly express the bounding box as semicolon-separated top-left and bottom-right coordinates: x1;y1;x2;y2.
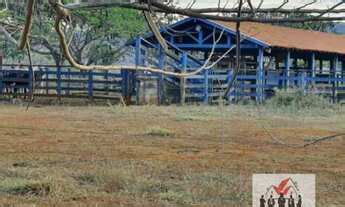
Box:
18;0;36;50
275;0;289;11
224;0;243;98
149;1;345;23
314;0;345;19
64;2;345;22
295;0;317;11
257;0;264;10
0;25;17;45
143;11;169;52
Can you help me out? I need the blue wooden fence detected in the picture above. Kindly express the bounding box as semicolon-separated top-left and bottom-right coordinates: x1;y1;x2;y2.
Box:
180;70;345;103
0;67;123;100
1;66;345;103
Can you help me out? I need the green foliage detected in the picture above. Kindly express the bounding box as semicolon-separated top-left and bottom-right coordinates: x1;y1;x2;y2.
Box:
74;8;146;38
266;88;333;110
271;13;335;32
87;42;121;65
1;42;25;61
0;10;9;19
1;5;146;64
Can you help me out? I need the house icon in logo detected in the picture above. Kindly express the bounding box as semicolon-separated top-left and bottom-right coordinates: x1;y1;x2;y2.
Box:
266;177;300;198
253;174;315;207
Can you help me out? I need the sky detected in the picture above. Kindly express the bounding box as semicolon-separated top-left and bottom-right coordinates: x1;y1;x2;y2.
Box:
178;0;345;9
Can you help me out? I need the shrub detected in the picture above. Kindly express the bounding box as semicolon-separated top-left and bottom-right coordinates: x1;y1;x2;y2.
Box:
74;169;130;193
0;178;50;196
146;127;174;137
266;88;332;110
159;190;193;205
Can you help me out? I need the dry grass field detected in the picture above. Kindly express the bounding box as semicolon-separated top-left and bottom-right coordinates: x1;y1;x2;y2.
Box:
0;104;344;206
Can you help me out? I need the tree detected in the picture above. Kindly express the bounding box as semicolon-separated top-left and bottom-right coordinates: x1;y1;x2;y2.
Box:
0;1;146;65
71;7;146;65
266;13;336;32
2;0;345;76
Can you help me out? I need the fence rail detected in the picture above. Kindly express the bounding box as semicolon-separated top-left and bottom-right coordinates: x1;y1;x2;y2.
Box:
182;70;345;103
0;67;123;100
1;66;345;103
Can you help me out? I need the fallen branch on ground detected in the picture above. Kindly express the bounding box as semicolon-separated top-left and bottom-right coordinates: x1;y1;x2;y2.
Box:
261;123;344;148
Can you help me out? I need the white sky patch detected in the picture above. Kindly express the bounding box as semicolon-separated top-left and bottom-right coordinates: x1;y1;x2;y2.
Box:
178;0;345;9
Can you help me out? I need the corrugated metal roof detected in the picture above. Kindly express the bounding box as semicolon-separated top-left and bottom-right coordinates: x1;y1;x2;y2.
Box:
213;20;345;55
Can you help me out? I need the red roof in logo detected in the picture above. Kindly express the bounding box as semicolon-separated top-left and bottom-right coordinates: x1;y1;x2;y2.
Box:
272;178;292;195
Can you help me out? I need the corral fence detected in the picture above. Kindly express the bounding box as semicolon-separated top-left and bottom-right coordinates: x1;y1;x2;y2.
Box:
180;69;345;104
1;64;345;104
0;65;123;101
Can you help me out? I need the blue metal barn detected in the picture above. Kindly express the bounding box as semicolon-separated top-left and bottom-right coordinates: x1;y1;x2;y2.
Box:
126;17;345;104
1;17;345;104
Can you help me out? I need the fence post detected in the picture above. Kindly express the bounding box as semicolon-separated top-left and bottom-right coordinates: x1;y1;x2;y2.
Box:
285;50;291;88
28;65;33;99
180;52;187;105
88;70;93;100
45;68;49;95
310;53;316;84
66;68;71;96
300;72;307;94
331;56;338;103
256;47;264;103
339;60;345;84
133;38;142;105
0;71;3;95
204;69;209;104
342;60;345;86
104;70;109;94
57;66;61;100
158;46;165;105
121;69;129;100
227;70;234;102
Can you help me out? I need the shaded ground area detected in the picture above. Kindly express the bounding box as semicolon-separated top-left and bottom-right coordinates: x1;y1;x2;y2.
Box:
0;105;344;206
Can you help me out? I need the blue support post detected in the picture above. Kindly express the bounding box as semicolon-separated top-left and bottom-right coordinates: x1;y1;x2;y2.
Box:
256;47;264;103
104;70;109;94
121;69;129;98
204;69;209;104
320;59;323;74
299;72;307;94
133;37;142;104
198;29;203;44
66;68;71;95
180;52;187;105
342;60;345;85
45;68;49;95
0;70;3;95
331;56;338;103
158;46;165;104
285;51;291;88
310;53;316;84
227;70;234;102
57;66;61;99
0;59;4;95
88;70;93;99
227;34;232;47
135;37;142;65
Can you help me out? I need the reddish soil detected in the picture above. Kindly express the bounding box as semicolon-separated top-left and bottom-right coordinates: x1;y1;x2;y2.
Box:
0;105;343;206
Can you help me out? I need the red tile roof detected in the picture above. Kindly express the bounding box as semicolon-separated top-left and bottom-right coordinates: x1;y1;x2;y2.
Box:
214;20;345;55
